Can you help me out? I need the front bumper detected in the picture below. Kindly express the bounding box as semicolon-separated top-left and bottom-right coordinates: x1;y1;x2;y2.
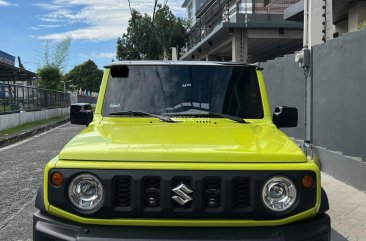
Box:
33;211;330;241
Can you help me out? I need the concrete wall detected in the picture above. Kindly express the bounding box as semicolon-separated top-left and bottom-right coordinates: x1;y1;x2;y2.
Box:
312;29;366;160
261;54;306;140
309;0;325;46
261;28;366;191
262;29;366;161
0;107;69;131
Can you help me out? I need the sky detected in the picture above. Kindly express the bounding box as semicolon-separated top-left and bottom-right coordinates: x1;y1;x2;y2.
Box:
0;0;186;73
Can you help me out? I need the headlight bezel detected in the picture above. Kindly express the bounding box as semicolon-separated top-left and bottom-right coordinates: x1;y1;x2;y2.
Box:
261;176;297;212
67;173;105;212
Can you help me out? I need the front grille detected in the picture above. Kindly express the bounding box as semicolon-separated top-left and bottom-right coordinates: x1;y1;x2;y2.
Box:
233;178;250;208
49;169;317;220
112;172;251;218
143;177;161;208
115;177;131;207
203;178;221;208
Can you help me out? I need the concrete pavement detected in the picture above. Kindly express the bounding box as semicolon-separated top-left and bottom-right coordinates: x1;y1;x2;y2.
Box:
323;173;366;241
0;123;84;241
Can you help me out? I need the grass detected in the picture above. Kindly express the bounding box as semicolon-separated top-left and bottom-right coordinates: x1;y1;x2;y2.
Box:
0;115;68;136
358;20;366;30
0;104;11;112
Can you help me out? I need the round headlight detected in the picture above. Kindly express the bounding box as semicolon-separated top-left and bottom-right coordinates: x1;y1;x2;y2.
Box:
68;174;104;211
262;176;297;212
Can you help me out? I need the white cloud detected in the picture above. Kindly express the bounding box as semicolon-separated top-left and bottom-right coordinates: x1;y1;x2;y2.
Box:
77;52;115;60
93;52;116;59
34;0;186;41
0;0;18;6
31;24;67;30
33;3;63;10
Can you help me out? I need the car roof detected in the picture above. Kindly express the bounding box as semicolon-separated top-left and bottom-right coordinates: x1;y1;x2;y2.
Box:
105;60;258;68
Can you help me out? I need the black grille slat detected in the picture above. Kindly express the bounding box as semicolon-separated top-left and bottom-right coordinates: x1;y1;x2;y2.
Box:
143;177;161;208
204;178;221;208
115;177;131;207
233;178;250;208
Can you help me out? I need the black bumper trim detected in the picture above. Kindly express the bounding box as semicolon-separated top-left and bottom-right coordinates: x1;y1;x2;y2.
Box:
33;211;331;241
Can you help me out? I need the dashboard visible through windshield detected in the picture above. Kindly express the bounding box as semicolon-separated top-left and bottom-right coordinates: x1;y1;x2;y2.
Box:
102;65;264;119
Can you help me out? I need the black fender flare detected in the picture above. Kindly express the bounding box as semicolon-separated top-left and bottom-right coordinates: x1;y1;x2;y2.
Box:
35;184;46;212
319;187;329;214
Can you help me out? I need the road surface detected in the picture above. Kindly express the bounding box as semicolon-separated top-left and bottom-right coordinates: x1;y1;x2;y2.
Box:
0;123;83;241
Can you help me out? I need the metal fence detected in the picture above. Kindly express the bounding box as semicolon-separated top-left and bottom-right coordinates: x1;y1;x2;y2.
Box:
187;0;300;50
0;83;70;114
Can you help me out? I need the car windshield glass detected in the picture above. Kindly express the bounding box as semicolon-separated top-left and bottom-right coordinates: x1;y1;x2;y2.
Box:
102;65;263;119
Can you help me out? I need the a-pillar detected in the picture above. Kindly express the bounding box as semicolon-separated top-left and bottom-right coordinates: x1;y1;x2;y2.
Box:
232;30;248;63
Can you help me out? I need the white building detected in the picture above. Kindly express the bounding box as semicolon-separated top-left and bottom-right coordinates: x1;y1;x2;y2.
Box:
180;0;304;63
284;0;366;47
181;0;366;62
182;0;206;27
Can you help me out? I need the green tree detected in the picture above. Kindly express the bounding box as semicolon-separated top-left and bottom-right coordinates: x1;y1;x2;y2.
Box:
116;5;187;60
52;37;72;70
37;37;71;90
38;37;72;70
37;65;62;90
64;60;103;92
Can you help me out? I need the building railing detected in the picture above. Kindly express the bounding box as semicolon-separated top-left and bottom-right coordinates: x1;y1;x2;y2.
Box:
0;83;70;114
186;0;300;51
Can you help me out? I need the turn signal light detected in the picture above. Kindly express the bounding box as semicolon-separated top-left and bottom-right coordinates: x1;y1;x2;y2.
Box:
302;175;314;189
51;172;63;186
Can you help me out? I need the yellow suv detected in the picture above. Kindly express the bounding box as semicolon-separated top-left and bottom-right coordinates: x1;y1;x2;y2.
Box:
33;61;330;241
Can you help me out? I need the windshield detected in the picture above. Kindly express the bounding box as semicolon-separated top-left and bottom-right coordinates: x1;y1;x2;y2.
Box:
102;65;263;119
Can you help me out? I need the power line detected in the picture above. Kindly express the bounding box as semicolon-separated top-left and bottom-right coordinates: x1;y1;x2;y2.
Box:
152;0;158;22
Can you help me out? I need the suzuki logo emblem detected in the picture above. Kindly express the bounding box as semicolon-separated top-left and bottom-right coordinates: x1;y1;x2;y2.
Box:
172;183;193;205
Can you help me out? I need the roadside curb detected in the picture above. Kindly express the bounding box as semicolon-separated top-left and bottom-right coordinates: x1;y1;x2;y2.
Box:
0;118;70;148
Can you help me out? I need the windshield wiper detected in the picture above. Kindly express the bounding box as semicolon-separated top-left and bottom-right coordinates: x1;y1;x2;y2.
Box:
206;112;246;124
169;111;246;124
109;111;177;123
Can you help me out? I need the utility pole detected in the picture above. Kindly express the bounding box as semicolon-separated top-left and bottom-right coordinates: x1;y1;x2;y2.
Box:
304;0;312;144
295;0;312;144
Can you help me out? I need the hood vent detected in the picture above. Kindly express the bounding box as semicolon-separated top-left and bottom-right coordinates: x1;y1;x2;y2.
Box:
172;117;213;124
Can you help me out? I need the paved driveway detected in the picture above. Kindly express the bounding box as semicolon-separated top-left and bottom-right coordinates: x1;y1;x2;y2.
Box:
0;123;83;241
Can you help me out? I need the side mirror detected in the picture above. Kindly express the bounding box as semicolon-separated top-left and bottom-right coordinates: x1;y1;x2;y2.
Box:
272;106;298;128
70;103;93;126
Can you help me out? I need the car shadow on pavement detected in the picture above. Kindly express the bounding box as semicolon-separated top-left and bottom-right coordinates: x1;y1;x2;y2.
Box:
332;229;348;241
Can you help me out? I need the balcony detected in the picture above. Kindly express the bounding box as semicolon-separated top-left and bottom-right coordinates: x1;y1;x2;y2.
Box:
186;0;302;52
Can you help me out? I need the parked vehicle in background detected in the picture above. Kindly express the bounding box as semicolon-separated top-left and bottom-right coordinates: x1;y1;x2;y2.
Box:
33;61;331;241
